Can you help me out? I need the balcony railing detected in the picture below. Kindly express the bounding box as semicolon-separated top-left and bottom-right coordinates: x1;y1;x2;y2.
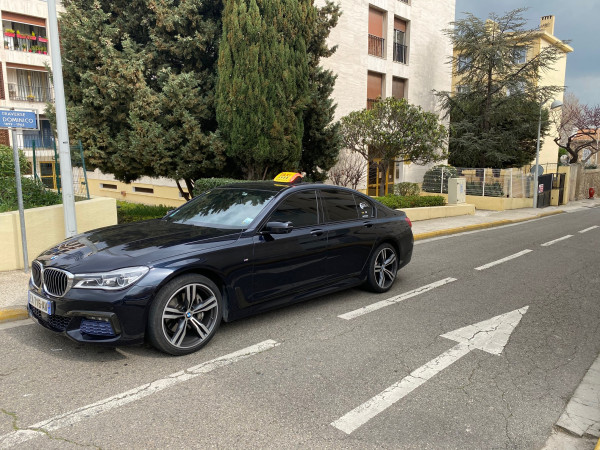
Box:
3;32;49;54
368;34;385;58
393;43;407;63
8;83;54;103
367;98;379;110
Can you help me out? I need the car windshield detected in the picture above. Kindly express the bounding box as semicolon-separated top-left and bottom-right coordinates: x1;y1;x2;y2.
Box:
164;188;276;229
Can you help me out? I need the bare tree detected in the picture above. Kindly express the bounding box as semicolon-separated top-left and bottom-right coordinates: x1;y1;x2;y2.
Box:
553;93;600;164
328;149;367;190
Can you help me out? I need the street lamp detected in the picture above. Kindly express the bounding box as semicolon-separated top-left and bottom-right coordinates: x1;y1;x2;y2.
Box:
533;98;563;208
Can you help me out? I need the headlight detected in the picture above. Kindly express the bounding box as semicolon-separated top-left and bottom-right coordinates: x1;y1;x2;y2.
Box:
73;266;149;290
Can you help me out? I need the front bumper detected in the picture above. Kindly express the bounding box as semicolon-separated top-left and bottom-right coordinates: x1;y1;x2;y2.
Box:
28;283;155;345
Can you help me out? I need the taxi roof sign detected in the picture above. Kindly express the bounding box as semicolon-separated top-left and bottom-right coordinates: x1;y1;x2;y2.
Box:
273;172;303;183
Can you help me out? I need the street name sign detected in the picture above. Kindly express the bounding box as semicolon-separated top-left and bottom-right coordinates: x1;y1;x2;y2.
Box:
0;109;39;130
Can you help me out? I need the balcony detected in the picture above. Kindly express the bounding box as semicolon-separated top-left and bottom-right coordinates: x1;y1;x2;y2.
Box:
3;30;48;54
8;83;54;103
368;34;385;58
393;43;407;64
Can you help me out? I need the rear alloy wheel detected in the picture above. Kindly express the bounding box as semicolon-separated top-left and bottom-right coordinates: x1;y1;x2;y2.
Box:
366;243;398;293
148;274;222;356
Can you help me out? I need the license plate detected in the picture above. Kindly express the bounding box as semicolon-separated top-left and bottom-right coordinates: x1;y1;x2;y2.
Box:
28;291;54;315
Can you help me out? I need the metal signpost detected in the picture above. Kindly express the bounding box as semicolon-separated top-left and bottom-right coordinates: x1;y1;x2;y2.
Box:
0;109;39;272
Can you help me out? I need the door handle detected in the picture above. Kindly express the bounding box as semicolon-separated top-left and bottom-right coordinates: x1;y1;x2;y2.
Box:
310;229;324;236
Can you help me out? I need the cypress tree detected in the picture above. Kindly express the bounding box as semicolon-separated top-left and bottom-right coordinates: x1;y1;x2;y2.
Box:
300;1;342;182
217;0;310;179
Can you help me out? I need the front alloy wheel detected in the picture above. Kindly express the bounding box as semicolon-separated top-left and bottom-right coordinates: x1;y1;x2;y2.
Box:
148;274;222;355
366;243;398;293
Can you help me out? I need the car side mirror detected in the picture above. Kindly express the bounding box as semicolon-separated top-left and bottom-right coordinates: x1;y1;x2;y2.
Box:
262;221;293;235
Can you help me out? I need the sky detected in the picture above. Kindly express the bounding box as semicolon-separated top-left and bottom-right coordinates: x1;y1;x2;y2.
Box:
454;0;600;106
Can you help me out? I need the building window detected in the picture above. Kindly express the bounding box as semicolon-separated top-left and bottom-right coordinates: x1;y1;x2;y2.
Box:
456;85;470;94
512;46;527;64
393;18;408;63
368;7;385;58
2;17;48;54
392;77;406;99
7;69;53;102
133;187;154;194
367;71;384;109
101;183;117;190
457;55;472;72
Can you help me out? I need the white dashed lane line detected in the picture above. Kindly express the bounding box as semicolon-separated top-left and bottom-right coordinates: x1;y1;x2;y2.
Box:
338;278;457;320
541;235;573;247
579;226;599;233
0;340;280;448
474;249;533;271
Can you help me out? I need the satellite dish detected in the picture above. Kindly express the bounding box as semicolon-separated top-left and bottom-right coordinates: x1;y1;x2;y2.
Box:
559;155;569;165
530;164;544;176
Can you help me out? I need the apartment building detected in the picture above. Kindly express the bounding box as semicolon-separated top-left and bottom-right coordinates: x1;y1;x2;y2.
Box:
0;1;60;187
319;0;455;195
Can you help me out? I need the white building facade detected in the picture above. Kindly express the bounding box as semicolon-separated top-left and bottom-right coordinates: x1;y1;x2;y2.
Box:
320;0;455;194
0;0;63;187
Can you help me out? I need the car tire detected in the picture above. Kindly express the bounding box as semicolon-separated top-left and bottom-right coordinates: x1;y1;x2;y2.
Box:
147;274;223;356
365;243;399;293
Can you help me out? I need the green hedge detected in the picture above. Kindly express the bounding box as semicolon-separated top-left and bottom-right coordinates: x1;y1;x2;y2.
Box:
0;177;62;213
374;194;445;209
116;201;171;224
193;178;254;196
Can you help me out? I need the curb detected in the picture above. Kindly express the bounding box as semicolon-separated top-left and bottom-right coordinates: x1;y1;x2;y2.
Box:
413;209;565;241
0;306;28;323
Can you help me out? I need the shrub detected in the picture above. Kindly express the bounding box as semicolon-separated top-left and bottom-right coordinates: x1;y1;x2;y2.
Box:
585;164;598;170
193;178;252;196
0;177;62;212
0;144;29;177
116;201;171;224
393;182;420;196
374;194;445;209
421;165;458;193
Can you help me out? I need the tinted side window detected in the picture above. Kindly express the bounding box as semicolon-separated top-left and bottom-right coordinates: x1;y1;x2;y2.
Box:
269;190;319;228
354;195;375;218
323;189;359;222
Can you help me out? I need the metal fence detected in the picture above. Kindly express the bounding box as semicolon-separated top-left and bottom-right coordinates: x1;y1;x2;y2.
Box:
421;166;537;198
15;134;90;200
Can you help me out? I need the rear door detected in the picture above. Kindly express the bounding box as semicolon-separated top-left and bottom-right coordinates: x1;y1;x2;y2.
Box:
321;188;378;280
251;189;329;303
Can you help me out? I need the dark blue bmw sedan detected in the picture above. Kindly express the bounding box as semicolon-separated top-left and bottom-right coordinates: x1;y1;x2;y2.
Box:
28;177;413;355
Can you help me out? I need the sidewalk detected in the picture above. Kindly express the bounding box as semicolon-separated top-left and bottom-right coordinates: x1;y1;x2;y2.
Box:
1;197;599;448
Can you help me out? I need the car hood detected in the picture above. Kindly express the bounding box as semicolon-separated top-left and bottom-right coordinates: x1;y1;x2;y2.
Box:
36;219;242;272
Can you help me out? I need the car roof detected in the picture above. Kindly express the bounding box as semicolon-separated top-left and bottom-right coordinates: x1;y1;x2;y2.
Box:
218;181;342;193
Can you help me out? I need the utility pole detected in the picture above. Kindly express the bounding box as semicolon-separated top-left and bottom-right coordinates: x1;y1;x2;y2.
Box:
47;0;77;237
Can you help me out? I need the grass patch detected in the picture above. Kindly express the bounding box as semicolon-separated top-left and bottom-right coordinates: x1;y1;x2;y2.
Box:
117;201;171;224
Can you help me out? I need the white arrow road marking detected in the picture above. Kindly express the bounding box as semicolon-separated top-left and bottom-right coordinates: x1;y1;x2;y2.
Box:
541;235;573;246
474;250;532;271
338;278;457;320
579;226;599;233
0;340;279;448
331;307;529;434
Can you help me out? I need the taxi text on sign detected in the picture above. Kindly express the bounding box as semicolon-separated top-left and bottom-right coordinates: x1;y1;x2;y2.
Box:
0;109;38;130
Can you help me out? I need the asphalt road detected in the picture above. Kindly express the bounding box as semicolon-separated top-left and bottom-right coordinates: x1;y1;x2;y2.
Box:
1;208;599;449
